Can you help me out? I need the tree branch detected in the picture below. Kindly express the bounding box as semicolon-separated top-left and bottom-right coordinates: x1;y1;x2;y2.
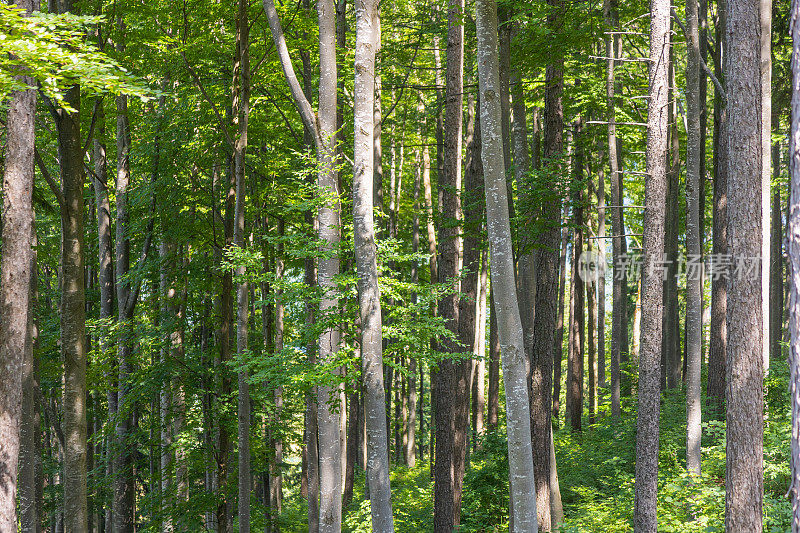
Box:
34;147;66;209
670;8;727;102
263;0;321;146
180;50;236;149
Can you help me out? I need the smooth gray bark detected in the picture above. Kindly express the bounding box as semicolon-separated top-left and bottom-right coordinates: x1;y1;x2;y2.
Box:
787;1;800;523
685;0;703;476
354;0;395;529
316;1;343;530
475;0;539;530
760;0;772;373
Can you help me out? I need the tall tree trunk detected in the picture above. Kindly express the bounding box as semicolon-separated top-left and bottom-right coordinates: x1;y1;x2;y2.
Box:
771;143;784;363
707;1;728;412
662;45;680;390
531;0;564;522
316;1;343;530
552;211;569;424
760;0;772;374
160;243;175;533
270;220;285;531
587;269;597;426
487;292;501;430
457;87;483;466
785;3;800;521
685;0;703;477
475;0;539;529
353;0;394;528
20;233;38;533
91;100;116;533
633;0;670;526
513;55;550;530
604;0;626;421
567;120;585;434
434;0;467;528
113;46;135;531
233;3;251;529
725;0;764;525
597;157;607;394
59;83;89;533
0;4;35;522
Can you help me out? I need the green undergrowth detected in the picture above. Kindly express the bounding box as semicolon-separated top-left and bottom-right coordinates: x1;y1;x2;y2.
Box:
321;364;793;532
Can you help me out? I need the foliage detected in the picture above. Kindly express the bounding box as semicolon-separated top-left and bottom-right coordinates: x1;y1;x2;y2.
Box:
0;5;153;108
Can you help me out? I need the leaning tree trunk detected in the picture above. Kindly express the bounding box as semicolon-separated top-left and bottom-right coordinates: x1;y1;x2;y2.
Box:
787;1;800;524
353;0;395;529
475;0;539;530
0;1;36;523
725;0;764;526
264;0;343;527
633;0;670;527
685;0;703;477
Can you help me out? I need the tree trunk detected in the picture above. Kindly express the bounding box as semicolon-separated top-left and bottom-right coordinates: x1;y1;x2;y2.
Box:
662;45;680;390
707;1;728;413
233;3;251;530
567;121;585;434
0;8;35;523
472;252;488;440
604;0;626;421
587;270;597;426
434;0;468;527
20;235;38;533
59;83;89;533
316;1;343;531
760;0;772;374
685;0;703;477
770;143;783;363
552;211;569;424
455;84;483;514
353;0;394;529
725;0;764;525
475;0;539;529
270;221;285;532
633;0;670;526
487;292;501;430
785;5;800;521
91;100;116;533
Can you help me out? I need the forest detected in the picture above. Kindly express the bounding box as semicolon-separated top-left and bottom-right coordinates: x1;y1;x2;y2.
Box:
1;0;800;530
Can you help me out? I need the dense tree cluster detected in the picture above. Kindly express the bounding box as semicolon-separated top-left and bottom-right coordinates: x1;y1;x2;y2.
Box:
1;0;799;531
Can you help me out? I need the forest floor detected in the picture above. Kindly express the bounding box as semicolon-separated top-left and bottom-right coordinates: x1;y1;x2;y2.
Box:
275;362;793;532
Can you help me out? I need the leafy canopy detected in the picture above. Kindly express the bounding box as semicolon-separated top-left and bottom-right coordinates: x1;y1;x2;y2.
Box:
0;5;154;108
